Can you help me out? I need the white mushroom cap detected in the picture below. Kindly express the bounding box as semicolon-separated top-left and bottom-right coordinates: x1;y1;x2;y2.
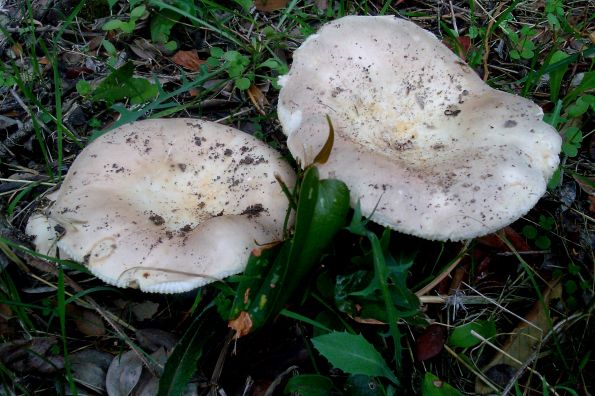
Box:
26;212;60;258
278;16;561;241
31;119;295;293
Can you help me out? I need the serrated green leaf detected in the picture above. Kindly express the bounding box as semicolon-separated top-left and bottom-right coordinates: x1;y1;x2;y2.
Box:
447;320;496;348
284;374;334;395
422;373;463;396
92;62;158;105
312;332;398;384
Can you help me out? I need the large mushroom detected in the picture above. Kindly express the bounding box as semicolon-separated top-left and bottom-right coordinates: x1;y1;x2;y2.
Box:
278;15;561;241
27;119;295;293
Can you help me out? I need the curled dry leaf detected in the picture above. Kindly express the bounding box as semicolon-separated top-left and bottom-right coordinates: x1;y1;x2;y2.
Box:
131;301;159;322
0;337;64;374
135;328;178;352
68;305;106;337
171;50;205;72
71;349;113;393
247;84;268;115
106;350;143;396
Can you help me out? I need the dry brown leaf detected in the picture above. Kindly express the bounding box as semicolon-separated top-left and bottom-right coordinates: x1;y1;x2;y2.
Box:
75;308;106;337
247;84;268;115
254;0;289;12
415;323;447;361
11;42;23;57
130;38;159;61
171;50;205;72
477;227;531;252
475;280;562;394
229;311;253;339
0;304;16;338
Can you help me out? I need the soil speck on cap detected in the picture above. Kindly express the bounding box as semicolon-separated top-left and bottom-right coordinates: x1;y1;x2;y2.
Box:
180;224;192;233
224;149;233;156
178;163;187;171
241;204;265;218
504;120;517;128
240;156;254;165
149;214;165;226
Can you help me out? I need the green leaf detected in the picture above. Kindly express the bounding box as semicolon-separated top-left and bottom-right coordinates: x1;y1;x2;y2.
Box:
520;48;534;59
344;375;384;396
92;62;158;105
547;50;569;102
130;5;146;20
102;19;125;31
235;77;251;90
312;332;399;384
102;39;117;55
522;225;538;239
150;11;179;43
547;167;561;190
246;168;350;330
468;26;479;39
259;58;281;69
567;97;589;118
229;244;281;320
422;373;463;396
447;320;496;348
75;79;91;96
535;235;551;250
163;40;178;52
284;375;334;395
119;21;136;34
158;306;216;396
210;47;224;58
561;127;582;157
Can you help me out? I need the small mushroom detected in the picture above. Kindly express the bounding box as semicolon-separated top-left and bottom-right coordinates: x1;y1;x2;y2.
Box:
278;16;561;241
27;119;295;293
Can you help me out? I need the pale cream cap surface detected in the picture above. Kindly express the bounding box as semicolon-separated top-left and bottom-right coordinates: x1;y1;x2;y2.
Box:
32;119;295;293
278;16;561;241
